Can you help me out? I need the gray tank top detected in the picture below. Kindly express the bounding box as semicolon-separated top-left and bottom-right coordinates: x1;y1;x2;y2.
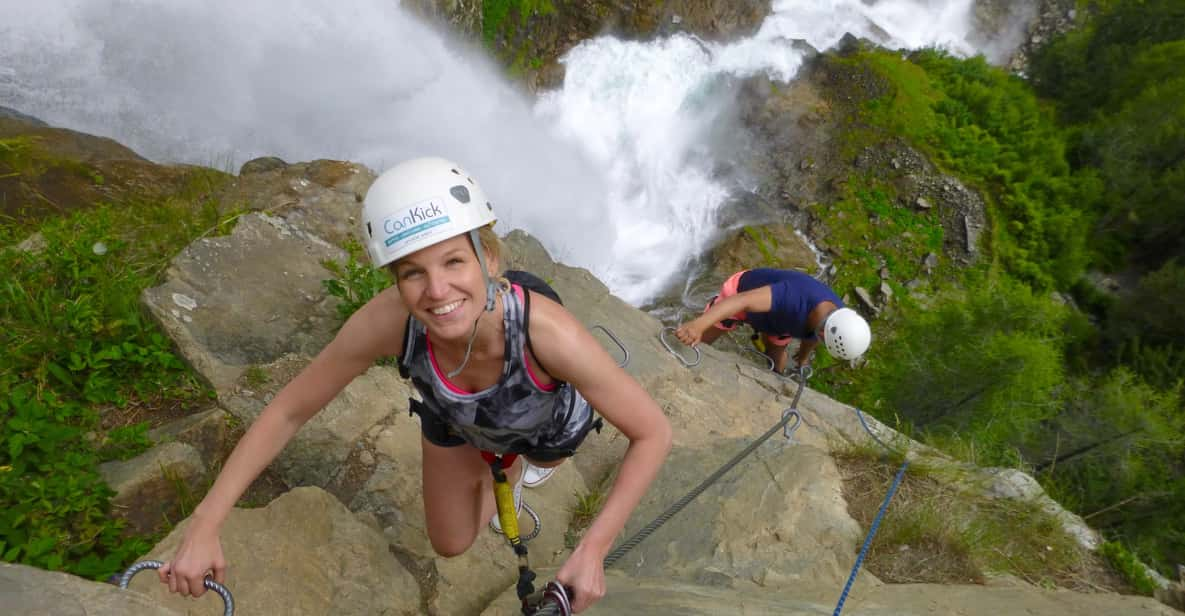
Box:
401;284;593;454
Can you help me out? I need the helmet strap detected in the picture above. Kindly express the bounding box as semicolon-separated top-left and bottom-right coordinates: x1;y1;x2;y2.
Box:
470;229;497;313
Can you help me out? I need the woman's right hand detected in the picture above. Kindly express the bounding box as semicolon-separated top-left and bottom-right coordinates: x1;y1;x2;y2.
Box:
674;319;706;347
157;517;227;598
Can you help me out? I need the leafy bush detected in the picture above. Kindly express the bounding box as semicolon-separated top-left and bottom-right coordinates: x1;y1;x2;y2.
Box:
1;171;229;579
0;382;153;578
856;275;1069;464
853;50;1099;289
1100;541;1160;595
914;51;1099;289
321;238;392;324
1039;368;1184;572
482;0;556;46
1030;0;1185;123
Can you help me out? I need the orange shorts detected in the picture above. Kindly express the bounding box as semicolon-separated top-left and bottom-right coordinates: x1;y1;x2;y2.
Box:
706;270;794;347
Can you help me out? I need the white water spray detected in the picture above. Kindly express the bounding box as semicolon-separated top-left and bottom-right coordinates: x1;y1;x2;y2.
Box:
1;0;1020;303
0;0;613;278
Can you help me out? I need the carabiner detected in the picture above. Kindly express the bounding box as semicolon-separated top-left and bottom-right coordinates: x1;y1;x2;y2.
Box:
522;581;573;616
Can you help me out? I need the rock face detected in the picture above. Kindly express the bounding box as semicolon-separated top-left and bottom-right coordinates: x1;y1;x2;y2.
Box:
0;116;202;221
126;488;422;616
3;29;1176;612
4;133;1176;613
1;563;182;616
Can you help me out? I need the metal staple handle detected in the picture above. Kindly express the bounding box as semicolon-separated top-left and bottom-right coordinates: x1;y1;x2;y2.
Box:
119;560;235;616
741;346;775;371
658;327;701;367
591;325;630;368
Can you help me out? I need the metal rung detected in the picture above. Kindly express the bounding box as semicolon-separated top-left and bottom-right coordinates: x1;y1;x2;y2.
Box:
119;560;234;616
659;327;701;367
591;325;629;368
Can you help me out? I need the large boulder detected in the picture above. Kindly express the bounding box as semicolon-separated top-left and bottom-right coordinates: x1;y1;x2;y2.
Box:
127;487;421;615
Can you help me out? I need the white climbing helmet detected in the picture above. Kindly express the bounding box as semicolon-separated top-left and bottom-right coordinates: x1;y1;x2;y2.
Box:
361;157;496;269
822;307;871;361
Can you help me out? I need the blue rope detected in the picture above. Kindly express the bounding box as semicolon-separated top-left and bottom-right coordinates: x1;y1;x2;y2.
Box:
854;407;893;452
833;460;908;615
833;409;909;616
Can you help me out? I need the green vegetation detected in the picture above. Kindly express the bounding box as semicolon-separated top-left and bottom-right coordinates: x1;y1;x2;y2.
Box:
564;485;607;549
1100;541;1160;595
742;225;781;267
818;1;1185;580
482;0;556;47
816;182;944;295
320;237;392;324
848;276;1070;466
837;449;1095;588
0;144;233;579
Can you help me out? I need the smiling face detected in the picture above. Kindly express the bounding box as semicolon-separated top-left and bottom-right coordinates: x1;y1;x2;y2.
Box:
392;233;497;341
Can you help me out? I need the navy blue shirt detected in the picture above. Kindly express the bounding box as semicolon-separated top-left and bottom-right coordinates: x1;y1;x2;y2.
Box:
738;269;843;339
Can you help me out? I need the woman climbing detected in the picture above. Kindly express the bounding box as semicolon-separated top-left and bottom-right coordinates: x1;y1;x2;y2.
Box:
159;157;672;613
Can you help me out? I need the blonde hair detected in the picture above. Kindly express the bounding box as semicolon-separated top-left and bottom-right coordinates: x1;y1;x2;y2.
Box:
475;223;502;269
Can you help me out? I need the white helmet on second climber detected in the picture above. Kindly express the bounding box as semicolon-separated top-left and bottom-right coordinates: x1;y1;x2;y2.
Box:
822;307;871;361
361;157;496;269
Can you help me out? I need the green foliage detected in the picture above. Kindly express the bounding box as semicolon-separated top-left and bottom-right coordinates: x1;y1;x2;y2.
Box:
564;486;606;549
742;225;780;267
1031;0;1185;122
820;182;945;295
0;136;40;179
840;450;1091;586
1108;260;1185;350
321;238;393;324
96;422;153;462
1104;260;1185;389
1031;2;1185;269
242;365;270;388
1083;69;1185;266
1039;369;1185;571
482;0;555;47
0;172;229;579
1099;541;1160;595
854;50;1098;289
857;276;1069;464
914;51;1097;289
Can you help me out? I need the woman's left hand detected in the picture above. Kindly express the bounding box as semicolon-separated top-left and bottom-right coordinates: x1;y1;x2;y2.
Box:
554;542;607;613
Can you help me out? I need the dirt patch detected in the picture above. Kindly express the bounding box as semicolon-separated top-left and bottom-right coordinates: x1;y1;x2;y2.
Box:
835;452;1133;593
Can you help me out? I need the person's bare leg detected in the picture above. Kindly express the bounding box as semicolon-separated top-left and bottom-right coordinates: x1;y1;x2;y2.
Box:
763;335;790;373
421;438;492;556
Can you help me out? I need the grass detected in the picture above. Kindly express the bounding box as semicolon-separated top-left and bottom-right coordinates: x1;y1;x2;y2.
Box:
1;141;241;579
814;181;947;297
834;446;1129;591
564;485;607;549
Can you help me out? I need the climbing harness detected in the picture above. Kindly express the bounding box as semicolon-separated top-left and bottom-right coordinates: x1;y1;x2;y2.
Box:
484;451;548;615
117;560;234;616
503;324;628;616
